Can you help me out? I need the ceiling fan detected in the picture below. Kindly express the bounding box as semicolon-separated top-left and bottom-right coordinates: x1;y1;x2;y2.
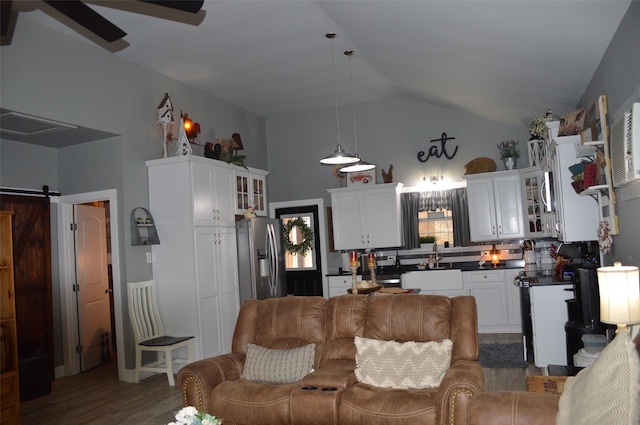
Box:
1;0;204;45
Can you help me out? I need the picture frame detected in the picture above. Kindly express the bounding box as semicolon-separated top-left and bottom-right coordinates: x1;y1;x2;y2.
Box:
558;108;586;136
346;171;376;186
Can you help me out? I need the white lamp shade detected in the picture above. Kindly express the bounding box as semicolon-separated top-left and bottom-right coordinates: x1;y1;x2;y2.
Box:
597;262;640;325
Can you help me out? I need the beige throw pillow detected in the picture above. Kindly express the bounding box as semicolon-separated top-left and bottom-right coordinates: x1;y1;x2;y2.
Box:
556;330;640;424
241;343;315;384
354;336;452;389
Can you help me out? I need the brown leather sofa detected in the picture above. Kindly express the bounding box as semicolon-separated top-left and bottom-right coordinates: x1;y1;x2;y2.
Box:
177;294;483;425
468;392;560;425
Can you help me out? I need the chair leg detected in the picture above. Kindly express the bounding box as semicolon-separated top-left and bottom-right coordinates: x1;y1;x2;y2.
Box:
134;348;142;384
165;349;175;386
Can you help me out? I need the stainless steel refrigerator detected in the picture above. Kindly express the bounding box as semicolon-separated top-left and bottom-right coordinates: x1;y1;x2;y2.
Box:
236;217;286;305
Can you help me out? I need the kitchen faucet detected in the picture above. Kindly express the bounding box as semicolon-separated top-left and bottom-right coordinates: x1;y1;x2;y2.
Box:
433;242;442;268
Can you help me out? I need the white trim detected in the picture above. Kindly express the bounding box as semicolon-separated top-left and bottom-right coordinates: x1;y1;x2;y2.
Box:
269;199;329;298
56;189;125;381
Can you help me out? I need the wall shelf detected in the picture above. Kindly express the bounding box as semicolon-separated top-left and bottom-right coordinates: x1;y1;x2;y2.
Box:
130;207;160;246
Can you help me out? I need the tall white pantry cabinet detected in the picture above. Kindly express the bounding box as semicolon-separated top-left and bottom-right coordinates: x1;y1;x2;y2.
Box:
146;156;240;361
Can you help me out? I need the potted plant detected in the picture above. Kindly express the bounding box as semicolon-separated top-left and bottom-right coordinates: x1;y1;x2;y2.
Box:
497;140;520;170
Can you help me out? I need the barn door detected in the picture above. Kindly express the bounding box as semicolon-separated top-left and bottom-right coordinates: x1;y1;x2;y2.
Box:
0;194;54;379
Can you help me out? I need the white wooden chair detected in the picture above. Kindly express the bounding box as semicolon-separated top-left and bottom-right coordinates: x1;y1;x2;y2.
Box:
127;279;194;386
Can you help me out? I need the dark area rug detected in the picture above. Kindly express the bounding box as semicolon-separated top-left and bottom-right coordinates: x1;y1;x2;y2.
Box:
478;343;528;368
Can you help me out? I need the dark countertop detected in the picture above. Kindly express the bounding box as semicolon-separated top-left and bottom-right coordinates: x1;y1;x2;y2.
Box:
327;261;526;277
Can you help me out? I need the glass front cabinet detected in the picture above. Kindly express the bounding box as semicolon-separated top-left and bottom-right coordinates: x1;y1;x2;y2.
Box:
234;167;268;216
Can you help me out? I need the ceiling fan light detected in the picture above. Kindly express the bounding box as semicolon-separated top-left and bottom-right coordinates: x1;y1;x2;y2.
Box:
320;145;360;165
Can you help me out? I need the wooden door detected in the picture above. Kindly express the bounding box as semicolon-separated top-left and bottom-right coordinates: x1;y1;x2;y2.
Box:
0;195;54;378
75;204;111;371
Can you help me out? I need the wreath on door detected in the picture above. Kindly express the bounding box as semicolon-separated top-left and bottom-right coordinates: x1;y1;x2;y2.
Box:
283;217;314;255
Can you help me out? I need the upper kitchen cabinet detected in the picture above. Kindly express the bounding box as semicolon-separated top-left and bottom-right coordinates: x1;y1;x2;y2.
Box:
328;183;403;250
146;156;236;227
546;121;599;242
464;171;524;242
519;167;556;238
233;167;268;216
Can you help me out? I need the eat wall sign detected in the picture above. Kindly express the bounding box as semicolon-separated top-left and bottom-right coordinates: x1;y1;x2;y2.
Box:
417;132;459;163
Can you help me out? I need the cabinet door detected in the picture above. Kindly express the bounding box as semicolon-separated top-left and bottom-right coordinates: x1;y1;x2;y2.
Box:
251;173;267;216
217;227;240;354
464;271;508;330
363;188;402;248
211;166;235;226
466;178;497;241
328;276;354;298
194;228;223;359
493;174;524;239
233;170;251;216
192;162;218;226
331;191;366;249
521;171;547;238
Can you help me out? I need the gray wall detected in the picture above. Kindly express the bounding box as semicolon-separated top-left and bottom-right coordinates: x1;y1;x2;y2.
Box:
578;1;640;268
0;18;268;369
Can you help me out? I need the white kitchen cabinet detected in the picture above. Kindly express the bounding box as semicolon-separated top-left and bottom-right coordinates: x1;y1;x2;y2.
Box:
465;171;524;242
328;183;403;250
233;167;268;216
462;269;522;333
401;270;465;297
546;121;599;242
146;156;240;360
519;167;555;238
327;275;361;298
191;160;235;227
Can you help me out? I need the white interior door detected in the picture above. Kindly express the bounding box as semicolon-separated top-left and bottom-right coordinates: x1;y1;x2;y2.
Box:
75;204;111;372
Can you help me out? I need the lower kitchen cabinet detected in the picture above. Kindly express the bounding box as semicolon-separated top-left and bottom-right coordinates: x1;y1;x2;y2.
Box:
463;269;522;333
327;275;361;298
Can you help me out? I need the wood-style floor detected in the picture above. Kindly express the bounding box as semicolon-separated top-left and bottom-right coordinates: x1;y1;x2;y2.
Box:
20;334;542;424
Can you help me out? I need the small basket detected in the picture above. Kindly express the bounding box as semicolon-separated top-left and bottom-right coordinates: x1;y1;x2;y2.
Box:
568;162;585;176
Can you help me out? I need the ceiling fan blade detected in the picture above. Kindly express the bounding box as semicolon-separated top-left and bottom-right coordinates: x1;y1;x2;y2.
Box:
43;0;127;43
137;1;204;14
1;0;14;38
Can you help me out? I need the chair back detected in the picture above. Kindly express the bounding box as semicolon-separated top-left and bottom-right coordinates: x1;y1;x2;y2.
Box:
128;279;166;344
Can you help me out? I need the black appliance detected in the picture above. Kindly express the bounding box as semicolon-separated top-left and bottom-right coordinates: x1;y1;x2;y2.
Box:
563;263;611;366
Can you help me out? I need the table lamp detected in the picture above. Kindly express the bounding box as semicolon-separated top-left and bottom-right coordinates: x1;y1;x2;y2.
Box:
597;262;640;339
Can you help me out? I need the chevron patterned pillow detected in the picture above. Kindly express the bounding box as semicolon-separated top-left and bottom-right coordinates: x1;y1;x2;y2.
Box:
354;336;452;389
241;343;315;384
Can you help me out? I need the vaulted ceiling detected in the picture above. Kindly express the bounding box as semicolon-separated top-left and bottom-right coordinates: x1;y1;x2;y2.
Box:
1;0;633;147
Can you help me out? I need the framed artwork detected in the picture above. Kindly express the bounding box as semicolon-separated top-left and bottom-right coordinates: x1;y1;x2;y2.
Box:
558;108;586;136
346;171;376;186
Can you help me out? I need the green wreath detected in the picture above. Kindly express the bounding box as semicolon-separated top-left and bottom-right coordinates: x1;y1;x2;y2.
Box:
283;217;314;255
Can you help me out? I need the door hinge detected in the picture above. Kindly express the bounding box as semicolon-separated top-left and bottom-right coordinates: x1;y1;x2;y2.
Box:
70;222;77;231
72;284;80;292
76;345;83;354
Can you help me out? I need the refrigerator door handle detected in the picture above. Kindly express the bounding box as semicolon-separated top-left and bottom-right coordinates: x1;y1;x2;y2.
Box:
266;223;279;297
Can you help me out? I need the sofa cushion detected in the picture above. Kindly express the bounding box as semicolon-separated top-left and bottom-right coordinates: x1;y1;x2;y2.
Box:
241;343;315;384
354;336;452;389
556;329;640;425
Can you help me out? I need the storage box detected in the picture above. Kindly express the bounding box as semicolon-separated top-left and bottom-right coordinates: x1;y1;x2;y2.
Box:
582;334;607;354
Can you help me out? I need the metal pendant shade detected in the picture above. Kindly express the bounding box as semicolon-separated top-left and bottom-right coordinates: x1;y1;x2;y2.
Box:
339;50;375;173
320;33;360;166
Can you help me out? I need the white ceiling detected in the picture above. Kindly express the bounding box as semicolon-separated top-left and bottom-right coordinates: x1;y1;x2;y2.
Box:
4;0;633;146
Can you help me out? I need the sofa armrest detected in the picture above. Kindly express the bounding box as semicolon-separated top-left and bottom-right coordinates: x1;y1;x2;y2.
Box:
300;369;357;389
468;392;560;425
437;360;484;425
177;353;245;413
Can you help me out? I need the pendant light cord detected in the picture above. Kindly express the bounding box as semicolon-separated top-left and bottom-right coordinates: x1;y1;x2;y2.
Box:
330;34;341;146
346;50;358;154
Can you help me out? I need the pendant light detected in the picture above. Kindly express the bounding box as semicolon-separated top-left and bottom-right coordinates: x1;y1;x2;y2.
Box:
339;50;376;173
320;33;360;166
